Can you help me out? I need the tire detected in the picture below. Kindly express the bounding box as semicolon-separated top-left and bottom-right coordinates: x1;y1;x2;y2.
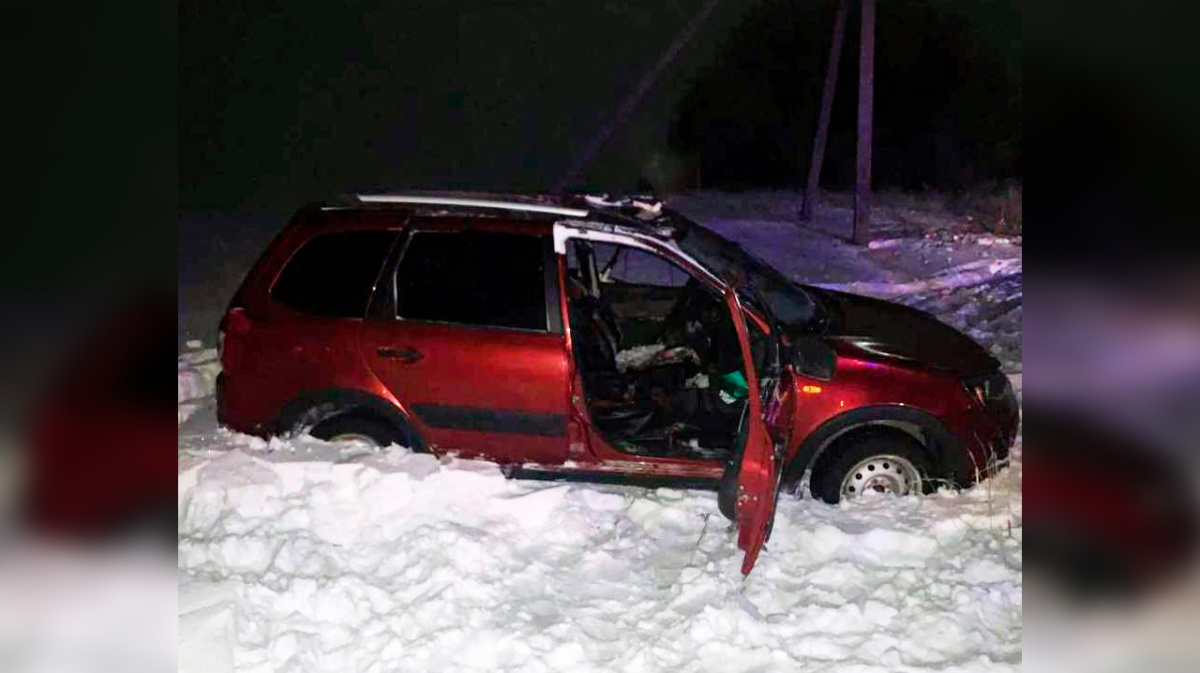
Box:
717;460;739;521
809;432;931;504
310;415;402;448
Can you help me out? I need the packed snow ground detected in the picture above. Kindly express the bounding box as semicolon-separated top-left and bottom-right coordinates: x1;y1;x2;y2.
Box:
179;192;1022;672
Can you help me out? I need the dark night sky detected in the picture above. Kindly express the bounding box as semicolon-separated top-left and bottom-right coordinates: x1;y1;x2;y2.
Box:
180;1;746;209
180;0;1021;211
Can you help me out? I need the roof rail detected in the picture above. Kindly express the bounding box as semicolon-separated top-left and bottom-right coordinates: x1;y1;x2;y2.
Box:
355;194;589;218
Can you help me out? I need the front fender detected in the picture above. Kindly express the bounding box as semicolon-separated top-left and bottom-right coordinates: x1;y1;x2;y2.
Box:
782;405;971;487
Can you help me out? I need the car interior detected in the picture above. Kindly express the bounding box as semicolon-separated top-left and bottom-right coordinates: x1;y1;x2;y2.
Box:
564;239;749;461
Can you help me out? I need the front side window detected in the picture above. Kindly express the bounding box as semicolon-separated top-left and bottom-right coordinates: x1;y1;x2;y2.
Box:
592;243;690;288
394;230;547;331
272;230;398;317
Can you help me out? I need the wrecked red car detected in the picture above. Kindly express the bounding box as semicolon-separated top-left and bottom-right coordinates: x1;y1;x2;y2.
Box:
217;192;1018;573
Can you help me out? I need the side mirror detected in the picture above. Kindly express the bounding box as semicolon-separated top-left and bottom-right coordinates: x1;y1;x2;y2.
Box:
793;335;836;380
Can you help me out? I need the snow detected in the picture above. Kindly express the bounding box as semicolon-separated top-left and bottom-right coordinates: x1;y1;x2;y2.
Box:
178;191;1022;672
179;347;220;425
180;439;1021;673
179;573;238;673
614;343;667;371
614;344;700;372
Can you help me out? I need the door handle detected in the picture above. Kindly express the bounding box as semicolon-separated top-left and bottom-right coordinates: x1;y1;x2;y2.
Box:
377;346;423;363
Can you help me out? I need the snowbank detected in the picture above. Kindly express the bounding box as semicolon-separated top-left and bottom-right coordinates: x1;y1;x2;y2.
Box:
179;346;220;425
180;432;1021;673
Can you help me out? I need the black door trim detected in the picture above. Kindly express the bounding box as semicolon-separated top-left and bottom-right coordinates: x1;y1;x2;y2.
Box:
412;404;567;437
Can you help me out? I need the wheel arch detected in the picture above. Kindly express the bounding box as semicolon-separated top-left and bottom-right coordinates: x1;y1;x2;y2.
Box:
782;405;971;489
274;387;426;451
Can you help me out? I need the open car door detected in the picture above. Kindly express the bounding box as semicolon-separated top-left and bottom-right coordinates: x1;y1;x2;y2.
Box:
725;289;781;575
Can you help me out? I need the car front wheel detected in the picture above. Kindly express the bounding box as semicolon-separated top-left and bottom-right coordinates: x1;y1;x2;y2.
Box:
810;433;930;503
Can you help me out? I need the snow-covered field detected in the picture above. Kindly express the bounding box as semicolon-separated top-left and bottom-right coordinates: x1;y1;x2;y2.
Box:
179;193;1022;672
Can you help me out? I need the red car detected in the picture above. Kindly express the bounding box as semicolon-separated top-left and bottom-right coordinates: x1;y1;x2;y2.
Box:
217;192;1018;574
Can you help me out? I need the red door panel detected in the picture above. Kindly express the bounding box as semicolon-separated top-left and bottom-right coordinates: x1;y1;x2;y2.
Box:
726;291;780;575
359;320;570;464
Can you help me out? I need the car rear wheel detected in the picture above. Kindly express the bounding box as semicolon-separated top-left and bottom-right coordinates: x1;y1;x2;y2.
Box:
810;433;930;503
310;416;397;448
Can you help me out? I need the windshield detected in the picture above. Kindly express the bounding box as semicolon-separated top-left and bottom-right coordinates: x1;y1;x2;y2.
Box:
671;213;823;329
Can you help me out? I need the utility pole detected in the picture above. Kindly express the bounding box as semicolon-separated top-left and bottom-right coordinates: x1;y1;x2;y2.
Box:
852;0;875;246
799;0;849;222
553;0;723;195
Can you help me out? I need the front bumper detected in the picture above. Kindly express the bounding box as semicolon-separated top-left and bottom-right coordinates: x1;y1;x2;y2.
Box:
976;376;1020;471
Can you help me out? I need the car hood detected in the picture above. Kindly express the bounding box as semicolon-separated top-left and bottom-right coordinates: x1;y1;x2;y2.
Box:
811;287;999;375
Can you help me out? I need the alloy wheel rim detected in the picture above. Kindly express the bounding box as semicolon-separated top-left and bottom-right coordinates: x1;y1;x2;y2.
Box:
840;454;921;499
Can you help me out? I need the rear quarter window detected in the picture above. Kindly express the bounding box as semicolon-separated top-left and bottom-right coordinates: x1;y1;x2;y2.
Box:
272;230;397;317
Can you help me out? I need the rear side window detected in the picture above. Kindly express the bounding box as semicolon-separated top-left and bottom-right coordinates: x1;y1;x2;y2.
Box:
272;231;397;317
395;230;547;330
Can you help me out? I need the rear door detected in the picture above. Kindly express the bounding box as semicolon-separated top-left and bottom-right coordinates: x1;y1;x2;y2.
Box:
726;289;781;575
358;225;571;464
